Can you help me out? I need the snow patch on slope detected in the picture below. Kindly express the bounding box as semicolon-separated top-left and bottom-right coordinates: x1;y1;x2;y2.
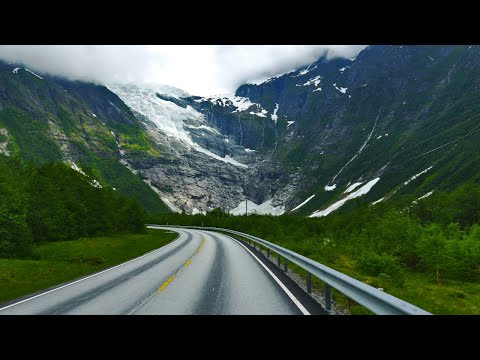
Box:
69;161;87;176
404;166;433;186
291;195;315;211
249;109;268;117
418;191;434;200
69;161;102;188
271;103;279;123
231;199;285;216
25;68;43;79
344;182;364;194
333;83;348;94
372;197;385;205
310;178;380;218
297;75;322;87
229;96;259;112
199;94;269;118
324;184;337;191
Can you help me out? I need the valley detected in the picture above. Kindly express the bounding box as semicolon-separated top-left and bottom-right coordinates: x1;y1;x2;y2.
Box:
2;45;480;314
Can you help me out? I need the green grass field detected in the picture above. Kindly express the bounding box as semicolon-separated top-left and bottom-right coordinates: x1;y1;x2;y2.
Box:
0;229;177;304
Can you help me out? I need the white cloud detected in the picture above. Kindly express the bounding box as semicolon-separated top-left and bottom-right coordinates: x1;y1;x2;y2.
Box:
0;45;367;96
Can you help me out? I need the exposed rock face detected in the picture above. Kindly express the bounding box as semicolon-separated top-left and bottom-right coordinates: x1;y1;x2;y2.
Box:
108;84;290;214
3;45;480;217
132;129;292;214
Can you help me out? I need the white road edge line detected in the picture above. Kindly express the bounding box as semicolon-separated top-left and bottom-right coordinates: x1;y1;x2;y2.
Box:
126;231;204;315
226;234;310;315
0;229;185;312
126;288;158;315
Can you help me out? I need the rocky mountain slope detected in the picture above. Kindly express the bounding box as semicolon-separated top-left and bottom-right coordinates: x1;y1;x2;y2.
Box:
187;45;480;216
2;45;480;217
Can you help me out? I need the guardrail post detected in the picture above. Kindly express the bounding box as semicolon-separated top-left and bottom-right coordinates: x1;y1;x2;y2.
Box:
267;248;270;258
306;272;311;294
284;257;287;272
325;284;332;313
277;253;281;266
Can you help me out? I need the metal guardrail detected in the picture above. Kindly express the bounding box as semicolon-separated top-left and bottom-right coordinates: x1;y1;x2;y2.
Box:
148;224;431;315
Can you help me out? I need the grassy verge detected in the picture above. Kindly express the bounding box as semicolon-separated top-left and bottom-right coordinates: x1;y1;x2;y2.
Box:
223;232;480;315
0;229;177;304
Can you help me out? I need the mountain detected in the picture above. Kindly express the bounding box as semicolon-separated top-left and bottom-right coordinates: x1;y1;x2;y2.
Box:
105;83;298;214
187;45;480;216
2;45;480;217
0;62;170;213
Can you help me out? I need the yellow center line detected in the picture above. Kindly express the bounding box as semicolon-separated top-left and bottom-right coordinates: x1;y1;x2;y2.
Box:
195;240;205;255
157;239;206;292
157;275;175;292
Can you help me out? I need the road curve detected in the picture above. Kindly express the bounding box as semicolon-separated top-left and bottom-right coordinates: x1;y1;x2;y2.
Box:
0;227;317;315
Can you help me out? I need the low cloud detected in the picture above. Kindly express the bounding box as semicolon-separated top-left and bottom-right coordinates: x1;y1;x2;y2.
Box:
0;45;367;96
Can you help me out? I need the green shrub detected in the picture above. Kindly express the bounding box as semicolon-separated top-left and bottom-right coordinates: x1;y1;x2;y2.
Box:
358;253;406;287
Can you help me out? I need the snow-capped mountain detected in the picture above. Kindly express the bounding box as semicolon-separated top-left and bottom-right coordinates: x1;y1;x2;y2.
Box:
2;45;480;217
102;83;292;214
182;45;480;216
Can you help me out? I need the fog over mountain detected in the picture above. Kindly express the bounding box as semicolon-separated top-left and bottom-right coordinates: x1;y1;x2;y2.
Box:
0;45;367;96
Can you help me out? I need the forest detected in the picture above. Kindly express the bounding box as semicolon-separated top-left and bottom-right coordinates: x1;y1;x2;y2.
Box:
0;155;146;258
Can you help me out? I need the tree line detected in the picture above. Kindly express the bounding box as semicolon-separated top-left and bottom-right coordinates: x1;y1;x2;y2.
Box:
149;182;480;284
0;155;146;257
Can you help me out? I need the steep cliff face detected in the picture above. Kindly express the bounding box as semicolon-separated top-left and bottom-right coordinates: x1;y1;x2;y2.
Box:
107;84;292;214
2;45;480;217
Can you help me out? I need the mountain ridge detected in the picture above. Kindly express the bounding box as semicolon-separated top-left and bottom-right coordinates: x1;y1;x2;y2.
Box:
2;45;480;217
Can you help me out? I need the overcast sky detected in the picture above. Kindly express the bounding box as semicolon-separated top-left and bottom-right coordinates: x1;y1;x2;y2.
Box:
0;45;367;96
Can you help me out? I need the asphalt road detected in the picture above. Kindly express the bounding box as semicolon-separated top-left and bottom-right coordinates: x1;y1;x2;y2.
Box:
0;227;324;315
